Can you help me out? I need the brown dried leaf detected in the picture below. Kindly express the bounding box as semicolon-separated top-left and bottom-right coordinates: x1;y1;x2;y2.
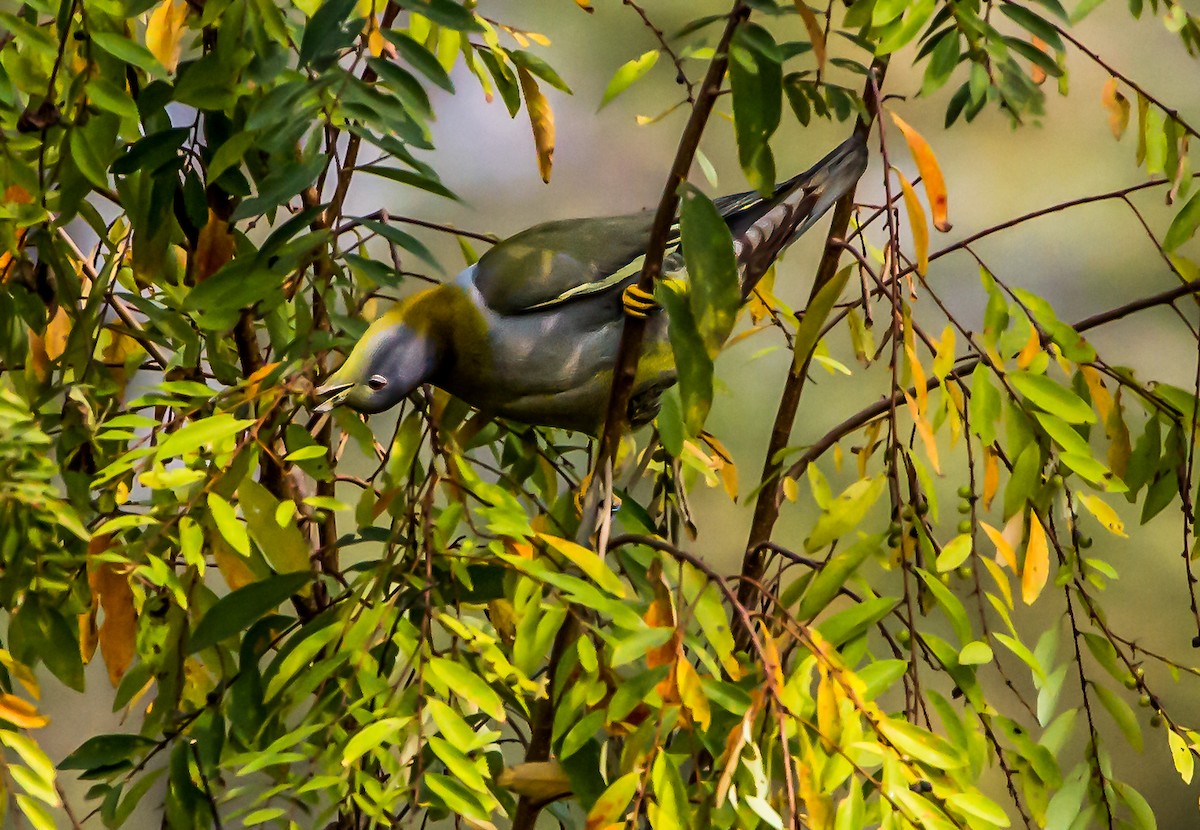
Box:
890;111;952;232
498;761;572;800
518;66;555;183
982;447;1000;510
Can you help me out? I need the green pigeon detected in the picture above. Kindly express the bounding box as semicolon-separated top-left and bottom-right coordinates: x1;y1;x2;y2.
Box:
315;135;867;433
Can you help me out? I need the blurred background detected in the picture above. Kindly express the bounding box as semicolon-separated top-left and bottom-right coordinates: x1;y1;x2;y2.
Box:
43;0;1200;825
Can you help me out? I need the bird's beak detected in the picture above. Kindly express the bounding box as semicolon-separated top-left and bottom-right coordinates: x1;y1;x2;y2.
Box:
313;382;354;413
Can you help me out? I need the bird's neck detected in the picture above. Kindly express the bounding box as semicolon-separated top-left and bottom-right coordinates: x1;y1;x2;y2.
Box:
398;283;488;378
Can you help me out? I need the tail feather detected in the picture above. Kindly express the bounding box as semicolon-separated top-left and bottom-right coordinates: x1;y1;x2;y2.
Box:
718;134;869;297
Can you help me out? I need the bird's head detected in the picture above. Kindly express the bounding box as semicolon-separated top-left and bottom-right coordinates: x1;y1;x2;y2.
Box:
315;305;441;415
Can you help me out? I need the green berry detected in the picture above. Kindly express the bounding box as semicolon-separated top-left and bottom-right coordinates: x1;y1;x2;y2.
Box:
957;485;973;499
957;519;973;534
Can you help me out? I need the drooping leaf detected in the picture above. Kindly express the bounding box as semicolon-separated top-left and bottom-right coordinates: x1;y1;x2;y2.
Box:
189;572;310;654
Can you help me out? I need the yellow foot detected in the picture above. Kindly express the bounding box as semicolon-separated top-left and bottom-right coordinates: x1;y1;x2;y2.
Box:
622;284;659;319
574;468;622;515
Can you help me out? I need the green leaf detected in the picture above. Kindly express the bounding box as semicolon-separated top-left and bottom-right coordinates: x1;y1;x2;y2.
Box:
342;717;407;766
238;479;312;574
609;627;674;668
916;568;971;646
85;78;140;122
157;414;253;461
816;596;900;647
89;32;166;76
936;534;972;572
657;281;714;436
877;718;964;769
1004;441;1043;520
59;733;156;771
958;641;994;665
600;50;659;108
729;23;782;193
804;477;886;552
1093;683;1142;750
189;571;311;654
510;50;572;93
946;792;1011;827
359;164;458;200
795;533;882;619
969;366;1001;444
207;492;251;556
428;657;507;721
1165;189;1200;251
679;183;740;357
1010;371;1096;423
383;30;455;91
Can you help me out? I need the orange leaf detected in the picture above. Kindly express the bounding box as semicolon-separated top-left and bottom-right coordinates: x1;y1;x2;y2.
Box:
1102;77;1130;140
981;521;1018;571
1015;326;1041;370
890;111;952;232
194;210;235;283
0;693;48;729
982;447;1000;510
893;166;929;275
89;535;137;687
903;390;941;473
793;1;827;71
518;66;555;183
146;0;189;73
1029;36;1049;85
1022;511;1050;604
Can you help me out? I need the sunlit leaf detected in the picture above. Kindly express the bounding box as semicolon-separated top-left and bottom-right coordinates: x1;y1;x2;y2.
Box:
890;110;952;231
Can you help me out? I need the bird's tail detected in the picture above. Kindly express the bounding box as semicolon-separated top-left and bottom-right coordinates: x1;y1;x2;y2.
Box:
718;134;869;298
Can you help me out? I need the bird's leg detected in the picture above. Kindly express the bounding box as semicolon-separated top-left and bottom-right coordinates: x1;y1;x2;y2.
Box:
621;283;660;319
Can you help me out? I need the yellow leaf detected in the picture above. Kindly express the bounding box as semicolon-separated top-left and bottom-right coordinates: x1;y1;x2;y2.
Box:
517;67;555;183
1106;390;1131;479
1080;366;1114;425
43;305;71;361
574;0;594;11
526;32;551;46
981;521;1018;571
1078;493;1127;537
982;447;1000;510
889;111;952;232
0;694;48;730
367;26;384;57
1022;511;1050;604
1102;77;1130;140
905;342;929;417
903;390;941;474
538;533;625;597
893;166;929;275
676;657;711;731
782;476;799;502
932;324;956;379
793;0;826;71
146;0;189;74
1169;729;1195;784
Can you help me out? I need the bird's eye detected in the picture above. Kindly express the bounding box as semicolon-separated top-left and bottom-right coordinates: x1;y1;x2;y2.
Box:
367;374;388;391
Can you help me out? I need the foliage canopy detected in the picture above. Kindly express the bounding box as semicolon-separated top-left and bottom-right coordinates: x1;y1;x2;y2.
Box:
3;0;1200;828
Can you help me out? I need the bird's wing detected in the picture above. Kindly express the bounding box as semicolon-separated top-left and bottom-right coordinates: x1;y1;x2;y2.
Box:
471;212;665;314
